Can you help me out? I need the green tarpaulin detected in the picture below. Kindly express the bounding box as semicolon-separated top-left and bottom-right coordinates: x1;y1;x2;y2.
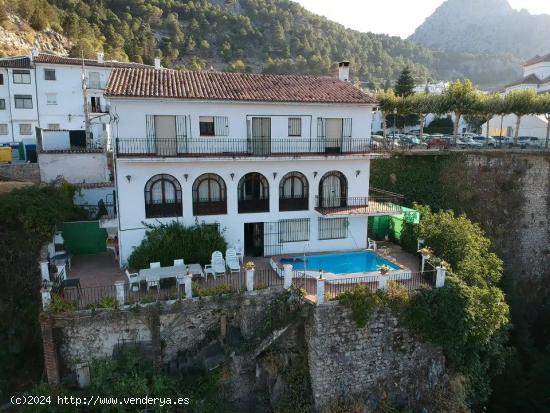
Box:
368;206;420;242
59;221;107;255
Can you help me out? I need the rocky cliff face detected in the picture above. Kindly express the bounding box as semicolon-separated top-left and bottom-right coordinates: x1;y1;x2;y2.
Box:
0;15;69;57
410;0;550;59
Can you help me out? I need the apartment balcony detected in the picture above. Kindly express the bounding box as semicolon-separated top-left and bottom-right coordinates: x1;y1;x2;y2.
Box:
279;196;309;211
314;189;404;216
115;137;383;158
87;104;109;114
192;200;227;216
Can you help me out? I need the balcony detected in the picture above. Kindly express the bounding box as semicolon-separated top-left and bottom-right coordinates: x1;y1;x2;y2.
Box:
87;104;109;114
115;137;382;158
238;198;269;213
315;189;404;216
279;196;309;211
192;200;227;216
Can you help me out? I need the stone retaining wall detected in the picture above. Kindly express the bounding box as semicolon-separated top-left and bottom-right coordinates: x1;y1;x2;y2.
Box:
0;163;40;183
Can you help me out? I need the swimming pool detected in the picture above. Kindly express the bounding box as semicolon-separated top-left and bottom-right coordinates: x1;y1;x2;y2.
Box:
279;251;400;275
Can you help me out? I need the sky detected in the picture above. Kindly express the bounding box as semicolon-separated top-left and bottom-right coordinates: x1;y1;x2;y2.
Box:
293;0;550;38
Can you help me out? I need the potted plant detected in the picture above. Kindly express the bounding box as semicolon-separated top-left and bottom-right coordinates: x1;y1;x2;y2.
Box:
378;265;391;275
417;246;433;258
244;261;256;271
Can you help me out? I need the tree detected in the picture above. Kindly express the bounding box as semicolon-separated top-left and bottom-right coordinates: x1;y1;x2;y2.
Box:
534;93;550;149
504;89;538;145
395;66;415;97
442;80;480;145
402;93;443;141
473;93;504;144
376;90;401;140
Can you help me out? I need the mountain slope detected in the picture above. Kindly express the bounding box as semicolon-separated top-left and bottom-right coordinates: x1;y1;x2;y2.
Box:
410;0;550;59
2;0;521;87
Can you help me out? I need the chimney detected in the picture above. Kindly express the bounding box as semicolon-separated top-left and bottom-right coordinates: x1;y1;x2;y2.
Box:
154;58;162;70
29;48;39;61
338;61;350;82
96;52;104;64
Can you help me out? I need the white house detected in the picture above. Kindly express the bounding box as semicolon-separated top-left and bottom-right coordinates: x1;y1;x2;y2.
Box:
107;63;397;264
482;53;550;139
0;51;153;146
0;56;39;143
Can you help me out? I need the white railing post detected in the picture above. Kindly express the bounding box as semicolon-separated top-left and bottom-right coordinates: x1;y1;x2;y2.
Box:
417;238;425;251
246;268;255;292
114;281;125;307
316;278;325;305
283;264;293;289
185;275;193;299
40;261;50;282
436;266;447;288
41;287;52;310
378;275;388;290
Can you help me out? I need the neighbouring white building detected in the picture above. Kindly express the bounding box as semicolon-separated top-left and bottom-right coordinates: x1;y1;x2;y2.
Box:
107;63;399;264
483;53;550;140
0;51;153;146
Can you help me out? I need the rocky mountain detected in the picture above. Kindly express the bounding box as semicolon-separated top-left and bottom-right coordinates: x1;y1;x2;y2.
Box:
410;0;550;59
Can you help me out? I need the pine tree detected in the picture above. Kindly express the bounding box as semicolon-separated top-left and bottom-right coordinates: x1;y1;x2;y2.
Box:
395;66;415;97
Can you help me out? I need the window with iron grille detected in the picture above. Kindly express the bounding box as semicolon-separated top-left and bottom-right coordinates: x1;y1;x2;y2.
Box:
279;218;310;243
44;69;56;80
46;93;57;105
0;124;8;135
144;174;182;218
13;70;31;84
288;117;302;137
318;217;348;240
192;173;227;215
0;99;5;110
14;95;33;109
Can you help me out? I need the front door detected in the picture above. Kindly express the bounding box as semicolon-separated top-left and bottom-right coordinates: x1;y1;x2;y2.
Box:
154;115;177;156
325;118;343;153
244;222;264;257
251;117;271;156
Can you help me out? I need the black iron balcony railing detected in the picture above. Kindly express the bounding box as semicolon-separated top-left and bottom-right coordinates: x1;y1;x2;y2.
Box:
192;200;227;216
145;202;182;218
238;198;269;213
115;137;381;158
279;196;309;212
314;195;403;216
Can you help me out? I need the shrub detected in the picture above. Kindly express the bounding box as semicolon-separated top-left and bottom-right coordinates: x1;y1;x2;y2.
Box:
338;285;381;328
192;282;234;297
47;294;77;313
128;222;228;270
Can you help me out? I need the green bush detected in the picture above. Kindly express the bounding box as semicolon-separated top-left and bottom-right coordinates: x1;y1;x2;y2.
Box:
339;285;381;328
47;294;77;313
192;282;234;297
128;222;228;270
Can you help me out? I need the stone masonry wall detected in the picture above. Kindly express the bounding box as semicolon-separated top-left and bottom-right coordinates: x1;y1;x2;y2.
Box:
306;301;448;411
0;163;40;183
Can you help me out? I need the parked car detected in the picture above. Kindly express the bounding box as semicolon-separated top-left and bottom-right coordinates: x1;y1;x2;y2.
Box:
427;138;450;149
472;136;496;146
518;136;543;148
493;136;514;147
459;137;483;148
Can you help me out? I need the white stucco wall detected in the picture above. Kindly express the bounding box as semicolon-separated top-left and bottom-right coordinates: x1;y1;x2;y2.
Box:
39;152;109;184
482;114;548;139
523;61;550;80
115;157;372;264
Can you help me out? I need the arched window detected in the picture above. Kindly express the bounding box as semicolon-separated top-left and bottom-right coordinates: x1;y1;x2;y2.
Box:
144;174;182;218
279;172;309;211
318;171;347;208
192;173;227;215
238;172;269;213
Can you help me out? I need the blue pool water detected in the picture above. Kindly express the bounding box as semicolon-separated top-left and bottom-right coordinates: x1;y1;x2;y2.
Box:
280;251;400;274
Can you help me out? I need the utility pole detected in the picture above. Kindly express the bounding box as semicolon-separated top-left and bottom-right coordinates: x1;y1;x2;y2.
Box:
81;52;91;147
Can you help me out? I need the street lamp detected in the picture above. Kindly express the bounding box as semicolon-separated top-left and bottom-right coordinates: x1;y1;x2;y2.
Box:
392;108;398;148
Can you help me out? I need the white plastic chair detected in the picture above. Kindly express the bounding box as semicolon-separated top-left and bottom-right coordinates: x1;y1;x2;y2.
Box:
225;248;240;275
150;262;161;269
205;251;226;277
234;242;244;263
368;238;377;251
146;274;160;292
173;259;185;267
125;269;141;292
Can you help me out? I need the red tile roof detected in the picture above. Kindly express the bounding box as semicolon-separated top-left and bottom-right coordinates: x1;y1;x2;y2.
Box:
105;68;376;104
523;53;550;66
33;53;151;69
0;56;31;68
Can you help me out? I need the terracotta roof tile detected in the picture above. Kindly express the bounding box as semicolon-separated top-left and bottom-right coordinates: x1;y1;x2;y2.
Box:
33;53;151;69
0;56;32;68
523;53;550;66
105;68;376;104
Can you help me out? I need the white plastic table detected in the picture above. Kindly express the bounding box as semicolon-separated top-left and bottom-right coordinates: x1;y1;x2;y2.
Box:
139;264;187;282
